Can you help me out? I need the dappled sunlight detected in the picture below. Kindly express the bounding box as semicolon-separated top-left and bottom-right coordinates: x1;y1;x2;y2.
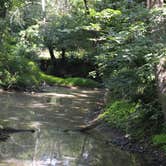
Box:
71;93;88;98
28;121;43;130
0;86;147;166
34;92;76;98
8;117;19;121
26;103;49;109
0;86;104;130
79;89;103;94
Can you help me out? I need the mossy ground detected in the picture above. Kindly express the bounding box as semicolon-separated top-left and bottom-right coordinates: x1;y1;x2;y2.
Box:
40;72;100;88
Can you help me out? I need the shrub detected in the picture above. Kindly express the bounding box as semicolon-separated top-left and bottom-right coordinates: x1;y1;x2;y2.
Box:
101;100;137;130
127;102;163;138
153;134;166;145
153;134;166;153
65;77;100;87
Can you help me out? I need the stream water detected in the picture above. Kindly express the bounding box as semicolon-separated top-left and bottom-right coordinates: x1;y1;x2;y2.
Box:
0;86;152;166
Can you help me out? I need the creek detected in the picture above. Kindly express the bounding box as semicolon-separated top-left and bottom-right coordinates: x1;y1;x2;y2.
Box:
0;86;152;166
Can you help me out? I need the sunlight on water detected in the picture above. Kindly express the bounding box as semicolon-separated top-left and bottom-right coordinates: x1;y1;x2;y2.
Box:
0;86;150;166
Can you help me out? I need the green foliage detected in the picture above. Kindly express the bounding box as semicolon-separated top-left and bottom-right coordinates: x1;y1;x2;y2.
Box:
0;48;41;89
101;100;137;130
40;73;66;85
16;61;41;88
41;12;96;53
101;99;163;138
0;69;17;88
91;1;166;140
127;103;163;138
153;134;166;153
65;77;100;87
153;134;166;145
40;73;100;88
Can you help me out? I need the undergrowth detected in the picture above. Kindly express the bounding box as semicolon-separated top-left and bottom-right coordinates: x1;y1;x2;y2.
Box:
40;73;100;88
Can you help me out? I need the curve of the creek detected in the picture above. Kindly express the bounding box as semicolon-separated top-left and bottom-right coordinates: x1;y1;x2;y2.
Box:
0;86;154;166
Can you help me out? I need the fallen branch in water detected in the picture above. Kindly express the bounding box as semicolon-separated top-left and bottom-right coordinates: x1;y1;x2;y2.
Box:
64;116;103;132
77;117;103;132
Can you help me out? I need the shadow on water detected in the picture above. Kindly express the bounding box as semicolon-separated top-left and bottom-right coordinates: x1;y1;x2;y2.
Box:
0;86;151;166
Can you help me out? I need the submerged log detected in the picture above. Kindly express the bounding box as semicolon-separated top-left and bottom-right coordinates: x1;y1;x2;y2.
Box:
64;116;103;132
0;128;35;142
0;127;35;134
77;117;102;132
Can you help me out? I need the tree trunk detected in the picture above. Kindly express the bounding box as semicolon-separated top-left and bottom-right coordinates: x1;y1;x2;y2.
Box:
0;3;7;44
0;8;6;18
156;57;166;121
147;0;163;9
83;0;90;14
61;48;66;61
48;47;56;64
41;0;46;22
0;1;8;19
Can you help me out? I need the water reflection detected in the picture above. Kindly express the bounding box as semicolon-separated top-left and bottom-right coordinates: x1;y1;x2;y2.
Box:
0;86;149;166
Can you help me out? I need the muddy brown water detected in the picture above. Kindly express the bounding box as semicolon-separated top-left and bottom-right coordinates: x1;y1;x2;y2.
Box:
0;86;152;166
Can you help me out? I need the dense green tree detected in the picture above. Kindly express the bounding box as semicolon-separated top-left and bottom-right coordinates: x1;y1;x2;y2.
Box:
41;8;102;63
